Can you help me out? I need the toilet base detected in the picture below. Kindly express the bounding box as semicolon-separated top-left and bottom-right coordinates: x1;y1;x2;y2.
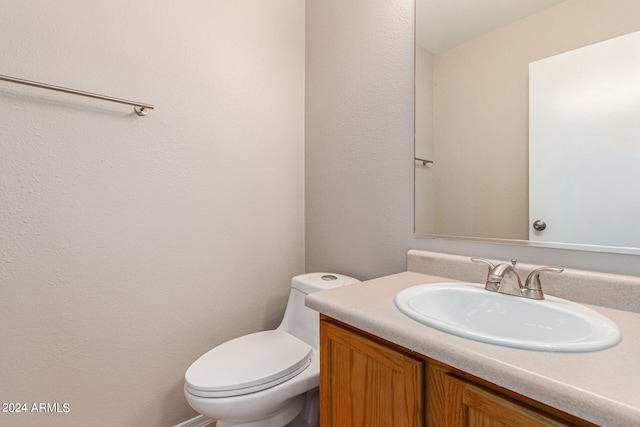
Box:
287;389;319;427
214;389;318;427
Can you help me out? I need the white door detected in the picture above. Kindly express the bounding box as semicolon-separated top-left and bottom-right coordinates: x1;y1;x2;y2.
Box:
529;30;640;249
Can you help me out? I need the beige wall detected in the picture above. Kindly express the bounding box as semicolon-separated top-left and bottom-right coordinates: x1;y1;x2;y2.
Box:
305;0;416;279
0;1;304;426
305;0;640;280
431;0;640;240
2;2;640;426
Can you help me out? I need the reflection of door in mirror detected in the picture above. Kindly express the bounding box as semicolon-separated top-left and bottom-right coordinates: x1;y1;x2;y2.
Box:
414;0;640;254
529;30;640;249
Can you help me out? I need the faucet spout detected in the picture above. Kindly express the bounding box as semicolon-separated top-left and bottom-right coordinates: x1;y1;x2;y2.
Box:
488;260;523;297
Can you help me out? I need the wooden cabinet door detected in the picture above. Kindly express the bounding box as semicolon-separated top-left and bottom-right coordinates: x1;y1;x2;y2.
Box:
443;373;572;427
320;319;424;427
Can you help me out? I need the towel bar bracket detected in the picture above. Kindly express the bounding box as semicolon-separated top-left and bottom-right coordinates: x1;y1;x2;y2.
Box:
134;106;148;116
414;157;434;166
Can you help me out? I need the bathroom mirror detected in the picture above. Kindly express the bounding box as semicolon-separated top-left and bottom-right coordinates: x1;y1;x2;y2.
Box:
414;0;640;254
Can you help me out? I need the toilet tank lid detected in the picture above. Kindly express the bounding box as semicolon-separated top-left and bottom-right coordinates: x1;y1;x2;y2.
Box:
291;273;360;294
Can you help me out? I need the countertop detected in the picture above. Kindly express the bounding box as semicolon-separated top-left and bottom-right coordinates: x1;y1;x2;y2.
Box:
306;271;640;427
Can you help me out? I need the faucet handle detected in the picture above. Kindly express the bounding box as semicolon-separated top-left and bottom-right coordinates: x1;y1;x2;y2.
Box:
470;257;495;269
523;267;564;299
471;258;499;291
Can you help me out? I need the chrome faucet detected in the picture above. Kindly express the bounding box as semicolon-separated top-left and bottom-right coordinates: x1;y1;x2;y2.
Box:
471;258;563;300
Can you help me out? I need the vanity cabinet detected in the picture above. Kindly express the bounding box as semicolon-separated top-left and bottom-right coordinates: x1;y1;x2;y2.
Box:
320;316;595;427
319;316;424;426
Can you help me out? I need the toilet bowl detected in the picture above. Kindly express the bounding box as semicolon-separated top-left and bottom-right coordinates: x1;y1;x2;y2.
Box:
184;273;360;427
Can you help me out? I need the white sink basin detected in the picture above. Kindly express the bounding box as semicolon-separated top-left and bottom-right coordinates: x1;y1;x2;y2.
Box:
395;282;621;352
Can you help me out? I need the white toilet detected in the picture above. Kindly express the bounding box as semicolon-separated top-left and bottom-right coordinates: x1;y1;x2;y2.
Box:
184;273;360;427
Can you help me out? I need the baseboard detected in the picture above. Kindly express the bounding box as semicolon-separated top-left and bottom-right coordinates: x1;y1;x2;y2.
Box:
173;414;214;427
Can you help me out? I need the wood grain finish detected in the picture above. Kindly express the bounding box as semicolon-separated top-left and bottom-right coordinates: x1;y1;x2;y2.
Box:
443;373;570;427
321;316;597;427
320;319;424;426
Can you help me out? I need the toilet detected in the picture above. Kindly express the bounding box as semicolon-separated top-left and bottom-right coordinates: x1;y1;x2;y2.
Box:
184;273;360;427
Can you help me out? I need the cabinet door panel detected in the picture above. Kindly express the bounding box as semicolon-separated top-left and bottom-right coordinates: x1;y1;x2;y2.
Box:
320;320;424;427
444;374;571;427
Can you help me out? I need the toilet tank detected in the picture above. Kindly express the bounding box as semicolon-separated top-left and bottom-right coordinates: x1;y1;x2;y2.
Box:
277;273;360;349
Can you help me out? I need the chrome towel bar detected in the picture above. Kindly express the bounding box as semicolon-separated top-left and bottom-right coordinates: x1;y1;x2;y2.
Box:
0;73;154;116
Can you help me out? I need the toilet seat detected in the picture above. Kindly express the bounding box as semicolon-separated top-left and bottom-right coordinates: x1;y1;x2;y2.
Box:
185;330;313;398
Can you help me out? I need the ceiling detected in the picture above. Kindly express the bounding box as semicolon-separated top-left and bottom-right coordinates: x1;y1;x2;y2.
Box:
416;0;567;54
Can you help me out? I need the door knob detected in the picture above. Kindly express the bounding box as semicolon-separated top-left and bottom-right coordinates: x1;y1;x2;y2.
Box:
533;220;546;231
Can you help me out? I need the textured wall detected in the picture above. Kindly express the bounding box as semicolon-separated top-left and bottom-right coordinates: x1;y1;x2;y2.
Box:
0;1;304;426
305;0;416;280
304;0;640;280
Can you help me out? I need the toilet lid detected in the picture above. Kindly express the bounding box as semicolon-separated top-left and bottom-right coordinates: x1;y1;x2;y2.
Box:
185;330;313;398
